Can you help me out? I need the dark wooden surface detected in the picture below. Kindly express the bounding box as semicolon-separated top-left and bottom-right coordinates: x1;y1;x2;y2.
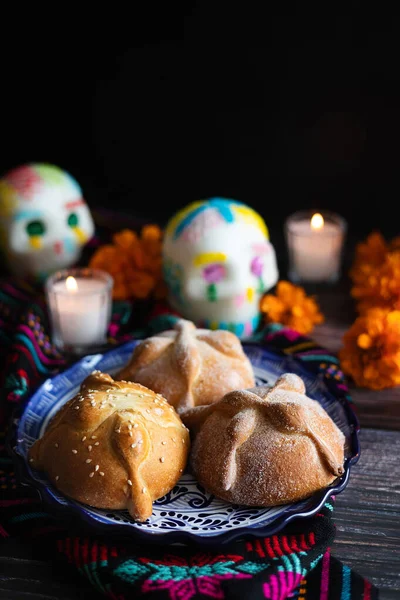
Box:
1;285;399;599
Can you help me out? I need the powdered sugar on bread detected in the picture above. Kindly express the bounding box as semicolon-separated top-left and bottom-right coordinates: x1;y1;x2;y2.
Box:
116;319;255;412
181;373;345;507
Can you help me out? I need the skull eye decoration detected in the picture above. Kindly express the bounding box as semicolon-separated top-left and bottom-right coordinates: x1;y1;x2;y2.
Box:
26;220;46;249
67;212;79;227
26;220;46;237
202;263;227;302
250;256;265;294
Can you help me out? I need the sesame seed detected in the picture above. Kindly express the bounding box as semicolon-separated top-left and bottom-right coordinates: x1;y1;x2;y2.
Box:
55;443;59;448
160;457;165;463
179;469;183;472
99;472;104;476
161;441;167;445
88;445;92;451
86;459;92;463
109;402;116;407
172;438;176;442
131;443;137;449
91;401;96;406
115;428;121;433
128;424;132;430
91;435;97;439
127;479;132;486
89;472;94;477
129;432;133;437
29;458;34;463
94;442;99;446
182;439;185;443
95;465;99;472
133;423;138;428
72;449;78;454
81;436;86;442
55;475;59;481
79;398;84;402
74;406;80;410
142;487;146;493
146;409;151;414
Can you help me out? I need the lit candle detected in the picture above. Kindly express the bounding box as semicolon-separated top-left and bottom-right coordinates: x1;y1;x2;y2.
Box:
45;268;113;352
285;210;347;283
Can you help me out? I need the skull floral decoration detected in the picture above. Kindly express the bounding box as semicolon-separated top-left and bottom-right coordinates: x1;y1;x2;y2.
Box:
0;163;95;279
162;197;279;337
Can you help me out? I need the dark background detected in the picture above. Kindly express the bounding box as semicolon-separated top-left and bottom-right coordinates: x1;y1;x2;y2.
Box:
1;5;400;248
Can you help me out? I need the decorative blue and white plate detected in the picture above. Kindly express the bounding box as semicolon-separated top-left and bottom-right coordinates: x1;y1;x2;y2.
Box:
12;341;360;545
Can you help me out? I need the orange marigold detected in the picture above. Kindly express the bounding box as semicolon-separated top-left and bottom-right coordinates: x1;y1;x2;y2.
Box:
350;231;388;275
88;225;166;301
339;308;400;390
260;280;324;335
350;232;400;314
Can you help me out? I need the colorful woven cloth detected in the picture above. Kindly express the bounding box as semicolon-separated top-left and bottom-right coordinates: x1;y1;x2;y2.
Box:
0;280;378;599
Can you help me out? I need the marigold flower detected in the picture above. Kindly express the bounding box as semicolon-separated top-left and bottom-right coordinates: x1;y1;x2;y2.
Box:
88;225;166;301
350;231;388;275
339;308;400;390
350;232;400;314
260;280;324;334
390;236;400;252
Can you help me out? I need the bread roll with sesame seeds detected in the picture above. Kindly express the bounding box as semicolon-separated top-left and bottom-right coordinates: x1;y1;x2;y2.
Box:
180;373;345;507
28;371;190;522
116;318;255;413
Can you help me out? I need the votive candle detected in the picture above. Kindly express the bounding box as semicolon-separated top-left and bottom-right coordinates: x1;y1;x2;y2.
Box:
46;268;113;353
285;210;347;283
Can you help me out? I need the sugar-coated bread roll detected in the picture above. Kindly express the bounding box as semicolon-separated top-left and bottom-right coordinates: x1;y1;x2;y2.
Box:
116;318;255;412
181;373;345;507
28;371;190;522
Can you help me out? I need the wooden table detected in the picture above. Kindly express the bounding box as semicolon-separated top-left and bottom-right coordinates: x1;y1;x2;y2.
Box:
1;285;399;599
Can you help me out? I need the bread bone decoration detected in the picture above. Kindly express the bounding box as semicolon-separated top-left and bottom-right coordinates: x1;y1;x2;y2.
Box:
28;371;190;522
181;373;345;506
116;318;255;412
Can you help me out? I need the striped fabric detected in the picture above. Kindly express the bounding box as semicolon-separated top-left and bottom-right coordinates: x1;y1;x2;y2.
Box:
0;282;378;599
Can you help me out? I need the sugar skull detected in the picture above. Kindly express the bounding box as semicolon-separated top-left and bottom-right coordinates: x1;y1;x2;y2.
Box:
162;197;279;337
0;163;94;279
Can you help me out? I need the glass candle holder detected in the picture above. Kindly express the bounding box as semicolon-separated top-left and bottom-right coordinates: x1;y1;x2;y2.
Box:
285;210;347;284
45;268;113;354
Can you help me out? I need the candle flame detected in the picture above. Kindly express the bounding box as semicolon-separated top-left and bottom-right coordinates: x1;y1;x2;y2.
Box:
311;213;324;230
66;276;78;292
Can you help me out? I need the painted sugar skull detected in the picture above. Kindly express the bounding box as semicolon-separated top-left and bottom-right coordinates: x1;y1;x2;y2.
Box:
162;198;279;337
0;163;94;279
